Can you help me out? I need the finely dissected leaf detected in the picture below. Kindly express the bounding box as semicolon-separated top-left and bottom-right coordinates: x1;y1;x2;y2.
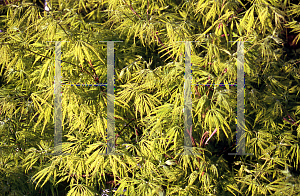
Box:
0;0;300;195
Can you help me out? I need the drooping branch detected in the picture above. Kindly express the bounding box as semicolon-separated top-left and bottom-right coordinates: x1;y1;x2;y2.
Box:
154;31;175;60
0;43;100;83
122;0;175;60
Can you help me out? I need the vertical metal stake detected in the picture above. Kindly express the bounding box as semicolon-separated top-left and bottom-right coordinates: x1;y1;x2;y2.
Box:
176;41;201;156
107;41;115;154
98;41;123;156
229;41;253;156
47;41;70;156
184;41;193;155
53;41;63;155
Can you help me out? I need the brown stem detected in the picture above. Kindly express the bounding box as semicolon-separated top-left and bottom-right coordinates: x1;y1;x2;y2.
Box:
87;60;100;82
217;0;227;30
57;22;72;40
123;0;141;20
206;76;212;96
134;126;139;136
155;31;175;60
283;117;299;126
186;126;196;147
147;0;149;21
211;6;244;43
221;68;227;76
88;60;96;74
78;63;92;76
195;85;201;98
200;131;209;147
117;118;136;135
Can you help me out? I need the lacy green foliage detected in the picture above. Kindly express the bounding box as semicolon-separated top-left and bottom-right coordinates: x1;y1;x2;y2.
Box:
0;0;300;195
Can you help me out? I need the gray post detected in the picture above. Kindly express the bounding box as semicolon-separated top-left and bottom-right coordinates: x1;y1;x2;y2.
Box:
47;41;69;156
99;41;123;155
107;41;115;154
229;41;253;156
49;40;122;156
176;41;201;156
184;41;193;154
54;41;62;155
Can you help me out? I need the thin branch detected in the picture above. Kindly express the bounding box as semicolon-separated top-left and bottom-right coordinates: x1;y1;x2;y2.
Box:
57;22;72;40
147;0;149;21
205;127;218;145
195;85;201;98
283;117;299;126
123;0;141;20
200;131;209;147
155;31;175;60
186;126;196;147
88;60;96;75
118;118;136;135
1;43;100;81
78;63;92;76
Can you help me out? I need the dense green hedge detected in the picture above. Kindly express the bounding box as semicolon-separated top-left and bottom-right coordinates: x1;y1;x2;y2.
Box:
0;0;300;195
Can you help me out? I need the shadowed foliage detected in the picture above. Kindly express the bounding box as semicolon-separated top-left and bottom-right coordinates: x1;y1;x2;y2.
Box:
0;0;300;195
